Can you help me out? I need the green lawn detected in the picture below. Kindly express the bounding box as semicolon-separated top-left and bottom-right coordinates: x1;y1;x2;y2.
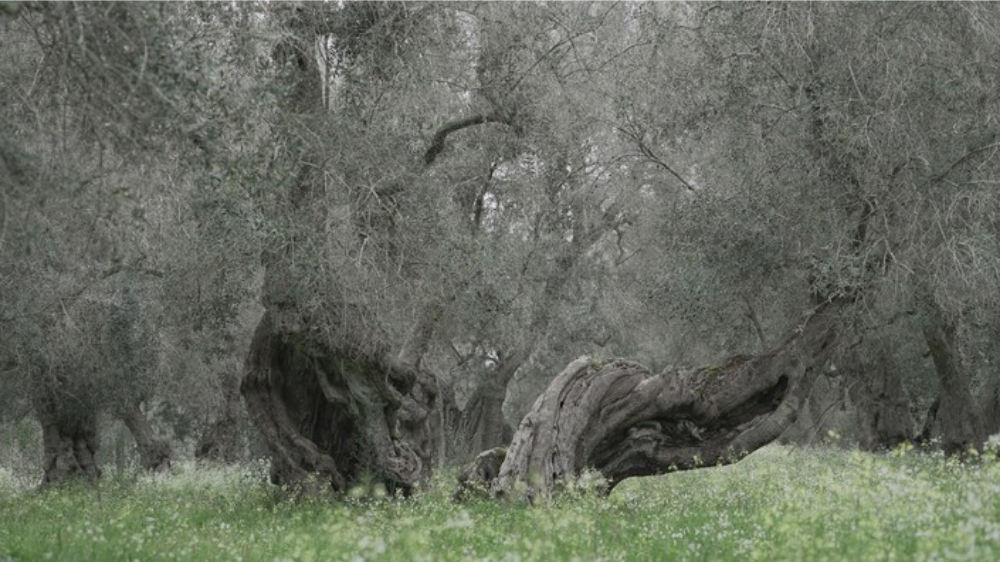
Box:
3;445;1000;561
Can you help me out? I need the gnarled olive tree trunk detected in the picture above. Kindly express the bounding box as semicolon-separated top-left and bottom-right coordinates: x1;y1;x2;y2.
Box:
241;312;430;495
460;302;841;500
35;397;101;485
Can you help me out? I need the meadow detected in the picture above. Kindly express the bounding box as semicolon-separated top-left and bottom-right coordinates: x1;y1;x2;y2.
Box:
3;445;1000;561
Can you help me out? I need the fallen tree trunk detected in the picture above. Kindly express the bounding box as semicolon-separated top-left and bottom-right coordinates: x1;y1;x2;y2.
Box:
460;302;841;501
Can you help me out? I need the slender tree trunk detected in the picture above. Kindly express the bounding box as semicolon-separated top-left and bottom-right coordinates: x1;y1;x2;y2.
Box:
121;402;172;472
196;370;243;463
452;383;513;462
463;381;514;458
868;354;915;449
921;308;983;453
919;397;941;443
444;352;523;463
438;382;460;464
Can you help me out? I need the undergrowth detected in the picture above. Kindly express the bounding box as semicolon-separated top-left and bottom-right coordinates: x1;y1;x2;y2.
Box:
3;445;1000;561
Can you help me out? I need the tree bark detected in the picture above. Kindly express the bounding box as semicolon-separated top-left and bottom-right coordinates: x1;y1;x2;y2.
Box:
396;366;439;477
461;379;515;459
240;8;436;496
121;401;172;472
919;397;941;444
466;301;841;500
241;312;426;495
920;308;983;453
442;352;522;463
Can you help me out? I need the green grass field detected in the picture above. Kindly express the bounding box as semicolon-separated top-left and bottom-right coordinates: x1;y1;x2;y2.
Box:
3;445;1000;561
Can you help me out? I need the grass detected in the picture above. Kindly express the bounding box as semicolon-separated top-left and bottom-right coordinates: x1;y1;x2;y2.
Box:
3;445;1000;561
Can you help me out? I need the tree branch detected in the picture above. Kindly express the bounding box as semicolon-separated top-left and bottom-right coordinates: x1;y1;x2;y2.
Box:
932;137;1000;184
616;126;696;192
0;261;162;323
0;190;7;257
424;113;509;166
743;294;768;350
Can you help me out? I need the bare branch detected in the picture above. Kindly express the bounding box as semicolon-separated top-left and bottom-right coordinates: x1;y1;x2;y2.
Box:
0;190;7;257
743;294;768;350
616;126;697;192
424;113;509;166
932;137;1000;184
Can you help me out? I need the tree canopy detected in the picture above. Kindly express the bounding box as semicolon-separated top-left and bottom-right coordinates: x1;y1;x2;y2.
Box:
1;2;998;492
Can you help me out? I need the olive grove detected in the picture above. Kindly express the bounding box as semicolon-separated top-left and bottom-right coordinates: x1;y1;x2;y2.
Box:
1;2;998;496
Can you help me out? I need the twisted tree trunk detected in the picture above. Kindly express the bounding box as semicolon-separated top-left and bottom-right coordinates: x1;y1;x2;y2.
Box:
241;312;429;495
460;302;842;501
36;401;101;485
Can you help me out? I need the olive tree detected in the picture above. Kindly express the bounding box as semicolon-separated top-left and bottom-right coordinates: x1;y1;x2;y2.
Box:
0;3;261;481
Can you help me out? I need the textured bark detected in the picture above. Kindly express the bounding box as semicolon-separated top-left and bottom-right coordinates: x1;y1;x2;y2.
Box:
122;402;172;472
240;7;437;496
461;381;515;460
37;405;101;485
396;366;439;476
466;302;841;500
241;312;427;495
443;387;515;464
442;354;521;463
